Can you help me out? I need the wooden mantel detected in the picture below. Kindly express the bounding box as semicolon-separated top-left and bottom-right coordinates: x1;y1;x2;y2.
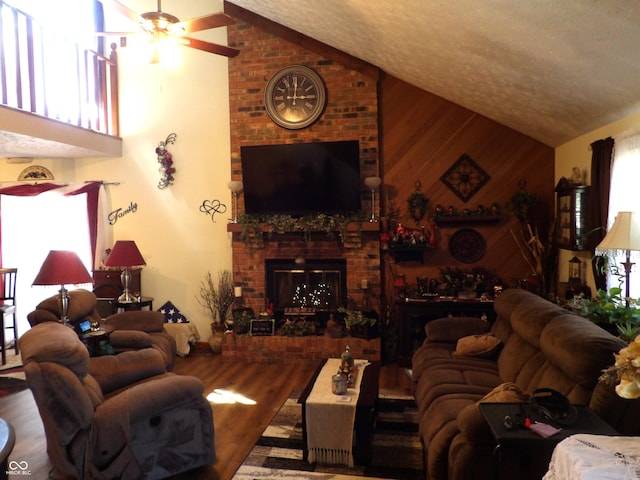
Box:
226;222;380;233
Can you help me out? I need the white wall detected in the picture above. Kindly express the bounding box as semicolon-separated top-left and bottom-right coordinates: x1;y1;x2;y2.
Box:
555;110;640;292
3;0;233;340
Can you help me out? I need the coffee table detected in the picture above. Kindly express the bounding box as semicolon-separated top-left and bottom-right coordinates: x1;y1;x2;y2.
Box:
298;358;380;465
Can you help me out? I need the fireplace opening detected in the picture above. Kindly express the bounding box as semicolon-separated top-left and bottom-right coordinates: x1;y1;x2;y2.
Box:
265;259;347;314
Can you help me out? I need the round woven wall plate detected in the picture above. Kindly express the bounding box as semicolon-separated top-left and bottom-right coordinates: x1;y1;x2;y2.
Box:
449;228;486;263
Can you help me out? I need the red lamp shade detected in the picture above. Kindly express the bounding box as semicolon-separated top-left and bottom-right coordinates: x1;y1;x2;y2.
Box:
32;250;92;286
104;241;146;268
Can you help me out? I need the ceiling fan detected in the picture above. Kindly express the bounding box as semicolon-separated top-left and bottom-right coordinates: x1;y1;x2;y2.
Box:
101;0;240;58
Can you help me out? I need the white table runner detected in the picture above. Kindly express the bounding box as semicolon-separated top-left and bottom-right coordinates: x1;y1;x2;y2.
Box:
305;358;369;466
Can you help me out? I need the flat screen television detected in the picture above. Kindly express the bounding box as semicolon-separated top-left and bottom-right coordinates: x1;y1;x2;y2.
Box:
241;140;362;216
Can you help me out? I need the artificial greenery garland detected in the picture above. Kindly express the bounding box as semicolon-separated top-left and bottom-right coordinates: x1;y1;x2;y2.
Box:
237;213;368;247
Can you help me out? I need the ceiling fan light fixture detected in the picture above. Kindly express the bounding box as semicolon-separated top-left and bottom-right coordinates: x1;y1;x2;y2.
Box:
148;35;182;68
140;11;180;34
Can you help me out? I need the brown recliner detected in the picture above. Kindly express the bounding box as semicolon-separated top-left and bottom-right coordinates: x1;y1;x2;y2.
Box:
27;289;176;370
19;321;215;479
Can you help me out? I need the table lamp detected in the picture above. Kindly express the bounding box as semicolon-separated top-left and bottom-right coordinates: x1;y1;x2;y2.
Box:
595;211;640;306
104;240;146;303
32;250;93;326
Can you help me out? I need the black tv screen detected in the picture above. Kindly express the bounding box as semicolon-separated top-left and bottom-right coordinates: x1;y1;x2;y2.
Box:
241;141;362;216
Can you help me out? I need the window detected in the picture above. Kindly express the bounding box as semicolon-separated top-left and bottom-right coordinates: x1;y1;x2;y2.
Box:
1;191;93;338
607;131;640;299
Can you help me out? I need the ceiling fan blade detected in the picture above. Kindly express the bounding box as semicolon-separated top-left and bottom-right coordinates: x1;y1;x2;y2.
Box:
178;13;234;34
95;31;137;37
182;37;240;58
101;0;141;24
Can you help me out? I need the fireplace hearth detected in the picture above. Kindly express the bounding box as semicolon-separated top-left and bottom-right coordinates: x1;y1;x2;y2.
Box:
266;259;347;312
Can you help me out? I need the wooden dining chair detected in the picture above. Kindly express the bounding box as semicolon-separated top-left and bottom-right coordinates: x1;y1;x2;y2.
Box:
0;268;18;365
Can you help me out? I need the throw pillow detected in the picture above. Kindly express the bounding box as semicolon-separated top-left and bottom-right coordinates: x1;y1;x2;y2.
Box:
454;333;501;358
457;382;530;439
158;300;189;323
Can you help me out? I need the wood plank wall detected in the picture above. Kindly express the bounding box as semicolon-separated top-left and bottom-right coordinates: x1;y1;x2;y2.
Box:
380;74;555;299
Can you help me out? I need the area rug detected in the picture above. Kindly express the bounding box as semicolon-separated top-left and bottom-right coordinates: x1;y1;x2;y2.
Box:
233;391;423;480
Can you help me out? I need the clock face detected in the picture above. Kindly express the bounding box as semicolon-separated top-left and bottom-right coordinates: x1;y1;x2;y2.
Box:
264;65;326;129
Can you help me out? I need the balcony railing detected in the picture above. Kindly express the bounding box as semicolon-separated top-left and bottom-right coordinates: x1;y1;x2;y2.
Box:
0;1;119;137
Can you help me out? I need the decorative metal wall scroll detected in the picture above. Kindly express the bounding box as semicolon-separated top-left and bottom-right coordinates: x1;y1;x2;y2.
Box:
440;154;490;202
200;199;227;222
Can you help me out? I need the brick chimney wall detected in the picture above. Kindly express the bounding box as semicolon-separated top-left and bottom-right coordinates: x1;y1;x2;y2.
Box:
227;17;381;317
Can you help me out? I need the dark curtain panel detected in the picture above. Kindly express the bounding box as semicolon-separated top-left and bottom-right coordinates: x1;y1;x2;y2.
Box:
589;136;614;290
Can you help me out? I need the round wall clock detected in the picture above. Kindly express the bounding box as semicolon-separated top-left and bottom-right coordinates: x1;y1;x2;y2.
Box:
449;228;486;263
264;65;327;129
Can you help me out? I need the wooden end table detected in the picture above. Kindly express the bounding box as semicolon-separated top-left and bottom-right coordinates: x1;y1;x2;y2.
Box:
298;359;380;465
115;296;154;313
81;325;113;357
479;402;618;480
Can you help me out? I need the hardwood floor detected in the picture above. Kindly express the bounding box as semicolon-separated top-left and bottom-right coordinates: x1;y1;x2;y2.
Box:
0;353;413;480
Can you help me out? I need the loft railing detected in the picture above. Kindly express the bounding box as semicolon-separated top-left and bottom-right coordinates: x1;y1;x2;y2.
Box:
0;1;119;137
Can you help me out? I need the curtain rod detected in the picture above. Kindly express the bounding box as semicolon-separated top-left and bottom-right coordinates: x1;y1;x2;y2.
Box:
85;181;120;186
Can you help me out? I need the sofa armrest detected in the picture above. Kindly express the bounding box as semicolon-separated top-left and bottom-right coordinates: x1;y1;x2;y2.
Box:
426;316;491;343
90;375;209;477
104;310;165;333
109;330;152;350
89;348;166;394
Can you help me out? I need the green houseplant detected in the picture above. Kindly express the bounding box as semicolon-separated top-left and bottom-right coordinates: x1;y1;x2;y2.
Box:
581;287;640;341
338;307;378;339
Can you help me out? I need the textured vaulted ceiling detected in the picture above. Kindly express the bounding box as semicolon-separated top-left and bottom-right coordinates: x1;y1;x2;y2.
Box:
228;0;640;147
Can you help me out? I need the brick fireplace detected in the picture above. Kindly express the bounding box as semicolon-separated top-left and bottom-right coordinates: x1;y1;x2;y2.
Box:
225;9;382;362
229;227;381;319
225;226;382;363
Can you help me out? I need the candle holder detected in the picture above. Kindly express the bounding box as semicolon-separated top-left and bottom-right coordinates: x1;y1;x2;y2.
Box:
364;176;382;222
227;181;243;223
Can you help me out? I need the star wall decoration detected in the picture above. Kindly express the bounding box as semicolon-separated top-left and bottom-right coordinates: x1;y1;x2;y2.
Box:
440;154;490;202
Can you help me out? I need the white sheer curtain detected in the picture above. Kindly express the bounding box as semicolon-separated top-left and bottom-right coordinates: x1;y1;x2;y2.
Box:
607;129;640;299
0;192;93;340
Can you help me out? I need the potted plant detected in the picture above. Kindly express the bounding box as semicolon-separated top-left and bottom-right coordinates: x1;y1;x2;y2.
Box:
197;270;235;352
407;181;428;223
580;287;640;341
232;307;253;335
338;307;378;339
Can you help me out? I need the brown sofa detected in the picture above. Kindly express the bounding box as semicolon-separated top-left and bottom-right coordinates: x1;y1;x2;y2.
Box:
27;289;177;370
411;288;640;480
19;321;214;479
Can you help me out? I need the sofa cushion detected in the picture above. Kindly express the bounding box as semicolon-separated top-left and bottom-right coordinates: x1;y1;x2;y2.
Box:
539;314;625;389
454;333;501;359
425;316;491;343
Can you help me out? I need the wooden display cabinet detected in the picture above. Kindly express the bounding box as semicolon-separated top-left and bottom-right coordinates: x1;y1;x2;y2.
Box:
92;268;142;298
555;184;591;251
